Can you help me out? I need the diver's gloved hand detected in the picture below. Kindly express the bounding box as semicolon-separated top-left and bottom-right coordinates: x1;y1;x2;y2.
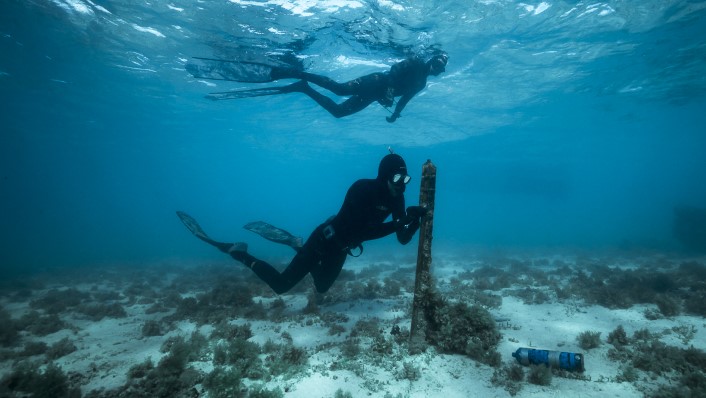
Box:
395;207;427;232
386;112;400;123
394;215;416;230
406;205;428;218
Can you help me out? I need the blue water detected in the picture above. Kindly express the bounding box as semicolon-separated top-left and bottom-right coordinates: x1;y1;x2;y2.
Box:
1;0;705;270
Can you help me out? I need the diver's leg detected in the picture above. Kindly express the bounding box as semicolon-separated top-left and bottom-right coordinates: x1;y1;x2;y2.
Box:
230;250;312;295
270;67;304;81
195;235;241;254
302;89;349;118
301;72;388;97
284;81;374;118
230;228;324;294
298;72;355;96
281;81;347;118
310;250;348;293
335;95;376;117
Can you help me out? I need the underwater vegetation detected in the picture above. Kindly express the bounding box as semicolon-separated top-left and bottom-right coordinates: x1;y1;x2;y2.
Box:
105;332;206;398
75;303;127;321
569;260;706;317
443;253;706;395
422;289;502;367
46;337;77;360
316;266;415;306
0;308;19;347
141;320;163;337
491;357;582;396
456;255;706;317
491;361;525;396
164;282;265;325
22;286;128;325
0;252;704;397
605;325;706;397
0;361;81;398
16;311;67;336
607;325;630;348
576;330;602;350
28;288;95;315
82;327;303;397
526;364;552;386
202;366;284;398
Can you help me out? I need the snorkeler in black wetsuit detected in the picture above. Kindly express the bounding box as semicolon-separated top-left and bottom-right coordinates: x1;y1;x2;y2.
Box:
276;53;448;122
177;153;427;294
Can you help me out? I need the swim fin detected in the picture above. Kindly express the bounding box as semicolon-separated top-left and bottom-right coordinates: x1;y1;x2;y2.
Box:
176;211;242;254
243;221;303;250
176;211;211;240
205;86;290;100
187;57;299;83
177;211;303;252
206;80;306;100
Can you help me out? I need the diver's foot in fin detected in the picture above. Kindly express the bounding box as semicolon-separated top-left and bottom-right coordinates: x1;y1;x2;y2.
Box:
280;80;310;93
226;243;258;270
226;242;248;254
214;241;248;254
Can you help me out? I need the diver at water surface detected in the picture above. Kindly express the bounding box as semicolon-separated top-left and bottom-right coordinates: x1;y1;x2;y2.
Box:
190;52;448;123
177;153;428;294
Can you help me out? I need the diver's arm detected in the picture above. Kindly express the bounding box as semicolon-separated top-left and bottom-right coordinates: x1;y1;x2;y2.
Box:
357;188;406;241
386;59;426;123
342;180;398;243
386;93;416;123
361;221;397;241
390;197;417;244
394;205;427;244
360;215;414;242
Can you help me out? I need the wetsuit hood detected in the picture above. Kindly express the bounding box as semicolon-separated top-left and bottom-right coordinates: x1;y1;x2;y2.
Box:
427;53;448;76
378;154;408;195
377;154;408;181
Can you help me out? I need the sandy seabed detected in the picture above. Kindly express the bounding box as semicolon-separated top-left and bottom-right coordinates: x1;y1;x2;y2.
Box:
1;249;705;397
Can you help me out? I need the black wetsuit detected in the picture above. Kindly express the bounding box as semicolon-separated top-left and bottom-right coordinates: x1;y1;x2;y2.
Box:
386;58;429;120
291;57;430;119
231;178;419;294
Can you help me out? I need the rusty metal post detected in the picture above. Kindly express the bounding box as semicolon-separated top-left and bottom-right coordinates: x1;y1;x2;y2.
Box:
409;160;436;352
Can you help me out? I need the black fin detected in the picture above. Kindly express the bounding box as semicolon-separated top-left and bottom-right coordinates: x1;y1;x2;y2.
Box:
187;57;297;83
205;86;289;100
244;221;303;250
176;211;210;240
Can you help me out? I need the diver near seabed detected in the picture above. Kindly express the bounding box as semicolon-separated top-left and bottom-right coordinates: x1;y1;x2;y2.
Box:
187;52;448;122
177;152;429;294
